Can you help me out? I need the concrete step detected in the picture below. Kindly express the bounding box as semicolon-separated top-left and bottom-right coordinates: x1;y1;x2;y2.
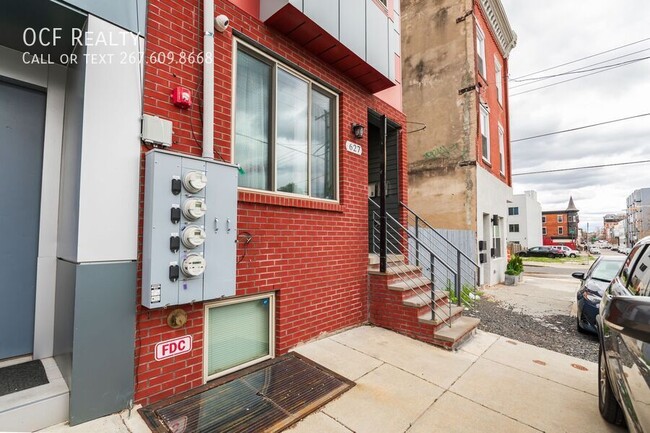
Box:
368;263;420;276
433;316;481;350
418;304;464;326
0;358;69;431
402;290;447;308
388;277;431;292
368;254;405;266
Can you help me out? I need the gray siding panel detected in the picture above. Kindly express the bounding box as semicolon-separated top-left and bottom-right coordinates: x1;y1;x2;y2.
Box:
340;0;366;59
61;0;146;34
366;0;389;77
304;0;339;38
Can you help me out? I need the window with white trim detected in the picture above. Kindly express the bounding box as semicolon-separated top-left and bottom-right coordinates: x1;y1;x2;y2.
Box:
494;57;503;105
543;227;547;235
480;105;490;162
234;42;338;200
558;215;564;223
542;216;546;223
498;124;505;174
204;293;275;381
559;227;564;235
476;25;486;77
509;224;520;233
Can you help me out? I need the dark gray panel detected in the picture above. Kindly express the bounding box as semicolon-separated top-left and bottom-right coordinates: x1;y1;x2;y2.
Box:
69;261;136;425
0;80;46;359
60;0;146;34
54;259;77;389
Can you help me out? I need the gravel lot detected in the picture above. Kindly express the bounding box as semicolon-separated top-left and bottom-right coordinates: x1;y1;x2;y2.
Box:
465;298;600;363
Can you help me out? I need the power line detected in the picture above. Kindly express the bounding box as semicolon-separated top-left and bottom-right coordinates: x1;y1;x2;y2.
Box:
512;159;650;176
510;48;650;88
509;37;650;80
511;113;650;143
510;57;650;97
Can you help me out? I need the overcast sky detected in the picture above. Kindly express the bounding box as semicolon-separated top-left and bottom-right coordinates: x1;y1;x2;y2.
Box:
501;0;650;230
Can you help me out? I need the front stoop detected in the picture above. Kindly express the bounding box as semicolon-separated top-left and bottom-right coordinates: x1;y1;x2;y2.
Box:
368;255;480;350
0;358;69;431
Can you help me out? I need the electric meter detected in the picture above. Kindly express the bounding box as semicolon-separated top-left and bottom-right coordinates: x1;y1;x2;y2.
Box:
181;253;206;277
183;171;207;193
182;225;206;248
182;198;207;220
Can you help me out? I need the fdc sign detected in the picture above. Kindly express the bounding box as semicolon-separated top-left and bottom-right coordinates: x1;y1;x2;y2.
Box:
155;336;192;361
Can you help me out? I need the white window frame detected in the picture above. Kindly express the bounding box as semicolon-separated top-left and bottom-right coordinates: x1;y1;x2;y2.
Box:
558;215;564;223
203;292;276;382
542;216;546;223
498;123;505;175
480;105;490;162
232;39;340;202
494;56;503;105
543;227;547;235
476;25;486;77
559;227;564;235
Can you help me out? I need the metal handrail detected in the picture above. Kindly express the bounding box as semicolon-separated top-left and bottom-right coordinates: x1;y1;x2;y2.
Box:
370;207;458;327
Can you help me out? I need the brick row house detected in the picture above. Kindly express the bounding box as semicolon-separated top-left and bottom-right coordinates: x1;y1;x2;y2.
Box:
1;0;416;429
401;0;517;286
542;197;580;249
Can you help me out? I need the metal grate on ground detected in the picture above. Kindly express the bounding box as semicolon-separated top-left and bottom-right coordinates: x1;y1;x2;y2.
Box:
139;353;354;433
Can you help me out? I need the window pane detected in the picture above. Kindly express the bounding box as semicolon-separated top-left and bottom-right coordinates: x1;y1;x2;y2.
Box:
235;50;271;190
311;90;334;199
207;297;271;376
276;69;309;195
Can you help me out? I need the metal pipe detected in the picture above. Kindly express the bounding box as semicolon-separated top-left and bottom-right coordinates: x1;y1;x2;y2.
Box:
379;115;387;273
202;0;214;159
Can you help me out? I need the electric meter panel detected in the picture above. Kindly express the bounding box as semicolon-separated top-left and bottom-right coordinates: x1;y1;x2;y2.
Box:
141;150;238;309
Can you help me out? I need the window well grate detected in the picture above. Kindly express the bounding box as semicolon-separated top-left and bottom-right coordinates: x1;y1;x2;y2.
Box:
140;353;354;433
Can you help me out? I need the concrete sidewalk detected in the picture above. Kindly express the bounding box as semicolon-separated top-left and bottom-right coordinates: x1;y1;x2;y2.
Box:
40;325;623;433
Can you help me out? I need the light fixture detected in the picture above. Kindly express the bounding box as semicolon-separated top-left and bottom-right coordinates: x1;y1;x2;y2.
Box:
352;123;365;139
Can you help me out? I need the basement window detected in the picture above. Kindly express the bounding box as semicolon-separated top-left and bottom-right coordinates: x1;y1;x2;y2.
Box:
204;293;275;381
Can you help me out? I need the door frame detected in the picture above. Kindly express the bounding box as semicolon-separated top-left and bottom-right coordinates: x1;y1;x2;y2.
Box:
0;46;66;359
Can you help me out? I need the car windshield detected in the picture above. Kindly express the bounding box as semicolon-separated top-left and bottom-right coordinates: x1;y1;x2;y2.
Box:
591;260;623;282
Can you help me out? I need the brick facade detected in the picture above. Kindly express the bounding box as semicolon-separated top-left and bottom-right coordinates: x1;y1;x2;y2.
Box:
135;0;407;405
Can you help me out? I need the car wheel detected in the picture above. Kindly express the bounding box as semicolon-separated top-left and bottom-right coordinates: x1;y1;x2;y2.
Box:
598;345;625;425
570;253;577;258
547;253;554;258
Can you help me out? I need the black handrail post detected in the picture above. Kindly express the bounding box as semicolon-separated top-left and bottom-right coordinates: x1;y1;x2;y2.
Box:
379;115;387;273
415;215;420;266
456;249;462;306
430;251;435;322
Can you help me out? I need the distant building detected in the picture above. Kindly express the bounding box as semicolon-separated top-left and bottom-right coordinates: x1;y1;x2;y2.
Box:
542;197;580;248
603;213;625;244
612;219;627;248
626;188;650;247
507;191;542;249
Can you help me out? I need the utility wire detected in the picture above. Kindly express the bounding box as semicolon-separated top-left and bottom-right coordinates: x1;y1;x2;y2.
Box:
509;37;650;80
511;113;650;143
513;159;650;176
510;48;650;88
510;57;650;97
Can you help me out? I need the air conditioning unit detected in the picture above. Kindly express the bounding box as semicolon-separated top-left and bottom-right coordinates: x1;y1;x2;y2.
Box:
479;253;487;264
478;240;486;251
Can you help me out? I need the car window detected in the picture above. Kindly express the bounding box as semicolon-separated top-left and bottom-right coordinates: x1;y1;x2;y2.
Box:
631;249;650;296
591;259;623;282
622;244;649;294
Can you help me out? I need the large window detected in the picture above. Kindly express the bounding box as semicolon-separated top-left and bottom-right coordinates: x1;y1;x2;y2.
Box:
509;224;520;233
204;294;275;381
476;25;486;77
508;207;519;216
480;105;490;162
498;124;505;175
234;43;337;200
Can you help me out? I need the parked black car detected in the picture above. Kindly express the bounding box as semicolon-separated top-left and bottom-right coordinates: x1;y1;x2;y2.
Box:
572;255;625;334
597;236;650;431
517;246;564;258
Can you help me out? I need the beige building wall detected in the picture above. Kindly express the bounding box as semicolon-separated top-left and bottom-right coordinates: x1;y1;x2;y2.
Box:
402;0;478;230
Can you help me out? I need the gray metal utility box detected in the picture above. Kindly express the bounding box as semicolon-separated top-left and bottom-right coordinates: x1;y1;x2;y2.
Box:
141;150;237;308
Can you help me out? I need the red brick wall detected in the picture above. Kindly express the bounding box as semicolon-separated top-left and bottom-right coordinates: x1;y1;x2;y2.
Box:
135;0;407;405
542;212;569;237
474;1;511;186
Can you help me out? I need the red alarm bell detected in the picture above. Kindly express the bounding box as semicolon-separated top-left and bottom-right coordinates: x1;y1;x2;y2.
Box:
171;86;192;109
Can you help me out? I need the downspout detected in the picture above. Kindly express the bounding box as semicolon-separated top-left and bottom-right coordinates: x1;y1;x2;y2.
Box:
202;0;214;159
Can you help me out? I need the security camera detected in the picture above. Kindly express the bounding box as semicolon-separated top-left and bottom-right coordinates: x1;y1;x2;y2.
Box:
215;15;230;32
